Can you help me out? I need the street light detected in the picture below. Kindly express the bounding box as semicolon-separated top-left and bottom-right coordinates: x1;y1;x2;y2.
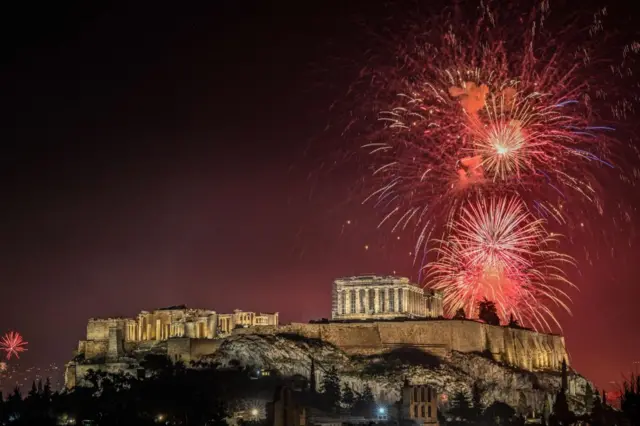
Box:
251;408;259;417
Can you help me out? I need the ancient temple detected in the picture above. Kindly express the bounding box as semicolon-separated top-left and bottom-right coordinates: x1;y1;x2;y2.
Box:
331;275;443;320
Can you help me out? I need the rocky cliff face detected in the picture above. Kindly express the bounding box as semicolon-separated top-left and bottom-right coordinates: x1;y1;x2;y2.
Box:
205;332;589;414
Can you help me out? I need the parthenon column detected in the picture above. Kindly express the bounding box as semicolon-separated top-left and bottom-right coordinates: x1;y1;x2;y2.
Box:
385;288;390;312
374;288;379;313
394;288;400;312
363;287;369;313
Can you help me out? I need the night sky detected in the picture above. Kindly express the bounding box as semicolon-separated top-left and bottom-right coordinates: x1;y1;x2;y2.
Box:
2;1;639;392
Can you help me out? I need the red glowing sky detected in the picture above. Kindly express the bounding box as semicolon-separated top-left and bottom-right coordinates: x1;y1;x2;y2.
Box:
0;1;639;391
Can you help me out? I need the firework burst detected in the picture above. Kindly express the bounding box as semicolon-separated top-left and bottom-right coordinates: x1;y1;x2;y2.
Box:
330;1;640;328
355;2;639;259
0;331;28;360
427;196;575;330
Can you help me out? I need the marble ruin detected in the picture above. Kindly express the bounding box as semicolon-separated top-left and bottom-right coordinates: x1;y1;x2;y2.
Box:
65;275;570;389
331;275;443;320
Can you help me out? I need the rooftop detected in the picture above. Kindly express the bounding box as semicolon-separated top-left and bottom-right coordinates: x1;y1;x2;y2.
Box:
156;305;188;311
334;275;411;283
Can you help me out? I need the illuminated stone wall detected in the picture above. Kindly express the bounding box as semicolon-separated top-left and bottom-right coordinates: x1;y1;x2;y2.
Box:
76;306;278;363
236;320;568;371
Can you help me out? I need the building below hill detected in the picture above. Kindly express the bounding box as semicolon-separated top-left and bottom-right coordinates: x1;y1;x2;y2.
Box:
402;380;439;426
266;380;441;426
331;276;443;321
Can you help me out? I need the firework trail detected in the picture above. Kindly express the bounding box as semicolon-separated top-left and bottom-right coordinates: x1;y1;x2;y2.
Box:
0;332;28;360
426;196;575;330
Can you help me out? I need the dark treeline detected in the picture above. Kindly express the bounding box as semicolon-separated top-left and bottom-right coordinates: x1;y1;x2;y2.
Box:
0;353;638;426
0;355;275;425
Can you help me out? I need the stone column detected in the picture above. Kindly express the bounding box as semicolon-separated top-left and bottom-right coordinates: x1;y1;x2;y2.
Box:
363;287;369;314
422;294;427;316
394;288;400;312
185;322;196;338
374;288;379;314
336;290;342;316
207;314;217;338
138;316;144;341
383;288;388;312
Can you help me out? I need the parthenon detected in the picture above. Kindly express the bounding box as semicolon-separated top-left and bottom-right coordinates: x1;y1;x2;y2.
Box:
331;275;443;320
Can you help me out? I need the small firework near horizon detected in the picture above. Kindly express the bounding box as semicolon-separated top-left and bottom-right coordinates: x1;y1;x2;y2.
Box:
0;332;28;360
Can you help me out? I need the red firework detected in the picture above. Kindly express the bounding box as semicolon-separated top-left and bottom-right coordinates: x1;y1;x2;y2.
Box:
0;331;28;360
426;196;575;331
333;2;640;328
354;2;638;255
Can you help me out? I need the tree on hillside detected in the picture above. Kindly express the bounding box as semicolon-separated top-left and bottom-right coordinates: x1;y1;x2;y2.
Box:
321;367;341;411
478;299;500;325
448;391;474;422
141;353;174;375
549;388;575;425
508;314;521;328
471;381;484;419
453;308;467;319
542;395;551;425
341;382;355;408
6;387;23;422
621;373;640;425
584;383;594;413
353;384;376;417
483;401;515;425
590;392;606;426
517;391;529;417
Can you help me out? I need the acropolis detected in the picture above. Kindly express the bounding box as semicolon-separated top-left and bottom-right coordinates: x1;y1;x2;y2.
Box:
65;275;570;389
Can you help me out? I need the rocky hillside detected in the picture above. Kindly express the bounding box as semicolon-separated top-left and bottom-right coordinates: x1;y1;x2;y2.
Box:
205;332;590;414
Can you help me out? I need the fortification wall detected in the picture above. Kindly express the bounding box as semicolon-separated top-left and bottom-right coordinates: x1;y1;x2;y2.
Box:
167;338;191;362
73;362;136;386
84;340;109;360
190;339;222;360
87;319;128;341
166;338;223;363
238;320;567;371
73;318;567;384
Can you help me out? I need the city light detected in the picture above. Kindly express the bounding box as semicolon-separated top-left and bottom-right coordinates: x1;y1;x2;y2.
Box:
378;407;386;414
250;408;258;417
